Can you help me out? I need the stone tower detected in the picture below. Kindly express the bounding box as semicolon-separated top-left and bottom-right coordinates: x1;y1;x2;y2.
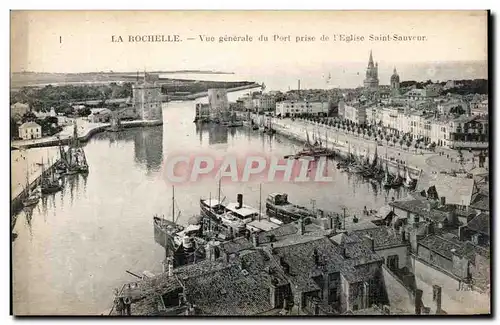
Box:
207;88;229;121
390;67;401;96
132;73;163;122
363;50;379;90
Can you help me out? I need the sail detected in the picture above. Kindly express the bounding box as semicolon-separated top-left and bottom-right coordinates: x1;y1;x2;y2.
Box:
371;146;378;168
306;130;312;147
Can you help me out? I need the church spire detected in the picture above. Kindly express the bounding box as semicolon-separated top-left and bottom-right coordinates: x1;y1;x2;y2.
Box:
393;66;398;75
368;50;374;67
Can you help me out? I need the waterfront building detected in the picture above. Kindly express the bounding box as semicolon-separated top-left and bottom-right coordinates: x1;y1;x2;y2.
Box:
208;88;230;120
258;94;277;113
132;74;163;121
88;108;112;123
364;50;379;90
447;115;488;149
18;121;42;140
275;100;328;117
343;102;368;125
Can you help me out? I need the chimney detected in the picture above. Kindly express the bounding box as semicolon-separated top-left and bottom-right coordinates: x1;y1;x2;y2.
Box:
440;196;446;206
414;289;423;315
433;285;442;314
363;235;375;252
167;258;173;277
458;226;466;241
237;194;243;209
298;218;305;235
252;233;259;247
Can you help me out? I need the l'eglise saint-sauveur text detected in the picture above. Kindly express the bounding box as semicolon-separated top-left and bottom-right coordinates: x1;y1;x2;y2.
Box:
334;34;427;42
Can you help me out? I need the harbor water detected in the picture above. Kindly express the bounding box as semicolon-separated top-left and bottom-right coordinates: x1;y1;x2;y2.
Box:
12;89;409;315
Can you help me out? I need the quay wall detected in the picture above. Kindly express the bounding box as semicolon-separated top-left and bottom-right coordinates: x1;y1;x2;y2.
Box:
242;113;422;179
12;120;163;150
181;83;261;100
11;159;59;221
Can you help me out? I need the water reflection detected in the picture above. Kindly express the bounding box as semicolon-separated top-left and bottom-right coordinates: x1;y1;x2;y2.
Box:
133;127;164;172
195;123;229;145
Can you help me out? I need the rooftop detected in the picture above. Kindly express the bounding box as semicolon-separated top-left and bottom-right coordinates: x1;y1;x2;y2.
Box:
389;199;450;223
465;213;490;236
353;227;407;250
19;121;41;129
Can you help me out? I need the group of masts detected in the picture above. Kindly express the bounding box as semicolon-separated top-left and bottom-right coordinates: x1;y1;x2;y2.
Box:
337;143;416;189
21;120;90;209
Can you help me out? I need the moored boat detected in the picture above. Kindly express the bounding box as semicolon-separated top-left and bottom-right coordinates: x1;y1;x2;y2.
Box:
266;193;316;223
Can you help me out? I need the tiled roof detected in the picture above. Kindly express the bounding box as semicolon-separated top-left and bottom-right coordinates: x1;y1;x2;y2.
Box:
182;250;287;315
220;237;254;255
390;199;450;223
270;235;382;290
419;234;489;262
19;121;41;129
470;192;490;212
418;235;461;260
353;227;406;249
466;213;490;236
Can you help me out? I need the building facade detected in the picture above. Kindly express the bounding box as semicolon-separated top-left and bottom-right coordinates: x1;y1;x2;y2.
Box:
19;121;42;140
276;100;328;117
343;103;367;125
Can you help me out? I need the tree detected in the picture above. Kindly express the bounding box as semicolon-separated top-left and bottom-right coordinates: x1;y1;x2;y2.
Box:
399;139;404;148
21;111;37;123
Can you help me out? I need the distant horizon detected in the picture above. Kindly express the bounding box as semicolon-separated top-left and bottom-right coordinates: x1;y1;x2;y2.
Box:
10;59;488;75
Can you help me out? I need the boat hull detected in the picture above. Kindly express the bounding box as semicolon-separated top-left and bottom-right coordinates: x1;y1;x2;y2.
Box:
41;184;62;195
265;201;315;224
153;217;181;253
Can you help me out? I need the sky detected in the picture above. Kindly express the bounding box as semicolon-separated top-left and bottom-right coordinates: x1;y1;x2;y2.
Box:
10;10;488;75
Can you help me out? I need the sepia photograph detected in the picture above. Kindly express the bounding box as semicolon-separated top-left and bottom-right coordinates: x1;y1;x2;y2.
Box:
9;10;490;316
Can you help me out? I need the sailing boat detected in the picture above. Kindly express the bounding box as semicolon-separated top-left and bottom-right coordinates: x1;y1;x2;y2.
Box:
382;163;393;188
391;164;404;188
403;166;416;189
153;186;200;252
22;167;40;207
41;158;63;195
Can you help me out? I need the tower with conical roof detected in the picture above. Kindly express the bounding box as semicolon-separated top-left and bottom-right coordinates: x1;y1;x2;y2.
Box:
390;66;401;96
363;50;379;90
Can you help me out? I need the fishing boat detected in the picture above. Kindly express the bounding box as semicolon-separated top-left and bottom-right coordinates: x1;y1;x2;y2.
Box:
153;186;202;253
60;120;90;175
266;193;316;223
22;170;40;208
391;165;404;189
41;159;63;195
403;166;416;189
381;164;393;188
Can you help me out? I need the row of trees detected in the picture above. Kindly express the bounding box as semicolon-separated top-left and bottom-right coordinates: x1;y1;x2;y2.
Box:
10;82;133;114
298;115;436;150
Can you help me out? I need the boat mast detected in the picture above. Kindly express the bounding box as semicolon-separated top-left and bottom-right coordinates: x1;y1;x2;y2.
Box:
258;184;262;222
172;185;175;223
217;178;221;204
